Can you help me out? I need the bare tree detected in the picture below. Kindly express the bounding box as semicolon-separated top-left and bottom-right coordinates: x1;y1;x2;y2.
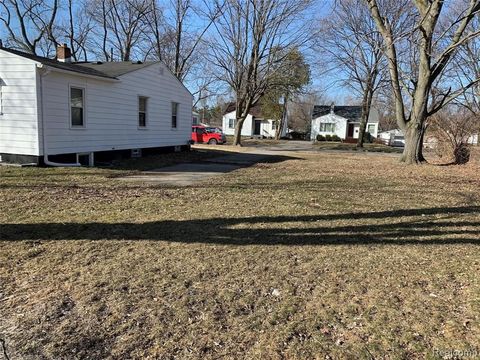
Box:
0;0;59;55
366;0;480;164
429;106;478;164
88;0;152;61
208;0;316;146
141;0;223;107
57;0;94;61
321;0;387;147
288;91;324;136
453;13;480;140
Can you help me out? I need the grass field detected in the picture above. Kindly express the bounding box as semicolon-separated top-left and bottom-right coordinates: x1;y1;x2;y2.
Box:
1;147;479;359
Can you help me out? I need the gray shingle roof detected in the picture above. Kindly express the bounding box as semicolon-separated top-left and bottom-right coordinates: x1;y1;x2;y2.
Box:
78;61;157;77
312;105;378;123
313;105;361;120
0;47;116;79
0;47;157;79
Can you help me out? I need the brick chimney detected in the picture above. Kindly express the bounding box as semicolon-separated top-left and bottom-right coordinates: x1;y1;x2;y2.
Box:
56;44;72;63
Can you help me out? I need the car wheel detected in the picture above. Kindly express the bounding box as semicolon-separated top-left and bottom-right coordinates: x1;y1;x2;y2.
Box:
208;139;218;145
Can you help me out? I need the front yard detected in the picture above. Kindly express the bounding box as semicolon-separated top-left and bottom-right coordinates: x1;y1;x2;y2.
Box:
1;148;479;359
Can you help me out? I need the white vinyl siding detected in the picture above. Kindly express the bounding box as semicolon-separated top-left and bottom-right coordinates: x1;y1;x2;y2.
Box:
0;50;40;155
40;62;192;155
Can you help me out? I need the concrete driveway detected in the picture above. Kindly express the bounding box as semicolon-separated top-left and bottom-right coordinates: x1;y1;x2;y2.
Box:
118;140;399;186
119;149;290;186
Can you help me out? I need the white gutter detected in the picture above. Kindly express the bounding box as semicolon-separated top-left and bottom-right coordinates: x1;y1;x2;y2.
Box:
38;65;81;167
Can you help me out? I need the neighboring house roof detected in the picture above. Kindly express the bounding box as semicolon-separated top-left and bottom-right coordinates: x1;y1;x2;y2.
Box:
313;105;379;123
224;102;264;118
0;47;158;79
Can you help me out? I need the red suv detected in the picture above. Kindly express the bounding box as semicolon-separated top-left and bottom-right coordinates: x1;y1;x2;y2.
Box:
191;125;226;145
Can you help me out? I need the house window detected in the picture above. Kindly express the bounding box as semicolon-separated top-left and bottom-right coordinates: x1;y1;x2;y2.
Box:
171;102;179;128
70;87;84;127
272;121;277;130
138;96;147;127
320;123;335;132
0;78;4;115
228;118;235;129
368;124;376;134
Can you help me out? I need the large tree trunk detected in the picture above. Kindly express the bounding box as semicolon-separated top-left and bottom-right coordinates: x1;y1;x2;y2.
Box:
357;89;372;148
401;123;426;164
233;117;246;146
275;100;288;140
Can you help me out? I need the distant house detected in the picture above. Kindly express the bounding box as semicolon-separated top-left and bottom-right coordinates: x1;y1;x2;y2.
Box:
378;129;403;145
222;103;287;138
192;111;200;125
310;105;379;141
0;44;192;166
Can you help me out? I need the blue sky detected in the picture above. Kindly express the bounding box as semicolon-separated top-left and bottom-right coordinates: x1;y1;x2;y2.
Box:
0;0;352;104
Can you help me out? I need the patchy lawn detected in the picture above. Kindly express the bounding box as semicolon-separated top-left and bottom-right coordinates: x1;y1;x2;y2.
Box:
1;148;479;359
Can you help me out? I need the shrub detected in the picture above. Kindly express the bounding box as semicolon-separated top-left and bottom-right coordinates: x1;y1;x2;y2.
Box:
361;132;375;143
325;134;332;142
316;134;326;141
331;135;341;142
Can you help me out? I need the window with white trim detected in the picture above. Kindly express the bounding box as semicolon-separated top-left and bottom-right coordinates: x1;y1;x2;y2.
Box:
368;124;376;134
228;118;235;129
171;102;179;128
320;123;335;132
139;96;148;127
70;87;84;127
272;121;277;130
0;79;4;115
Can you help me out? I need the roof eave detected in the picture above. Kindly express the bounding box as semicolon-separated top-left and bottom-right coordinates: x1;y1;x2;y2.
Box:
40;64;119;82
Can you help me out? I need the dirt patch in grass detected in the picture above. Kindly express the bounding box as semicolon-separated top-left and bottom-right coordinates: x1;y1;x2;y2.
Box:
1;150;479;359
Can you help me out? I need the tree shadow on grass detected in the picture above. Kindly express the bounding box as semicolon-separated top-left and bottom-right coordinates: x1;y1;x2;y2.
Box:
1;206;479;246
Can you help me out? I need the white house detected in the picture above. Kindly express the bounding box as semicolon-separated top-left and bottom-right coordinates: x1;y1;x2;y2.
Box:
0;45;192;166
222;103;287;138
192;111;200;125
310;105;379;141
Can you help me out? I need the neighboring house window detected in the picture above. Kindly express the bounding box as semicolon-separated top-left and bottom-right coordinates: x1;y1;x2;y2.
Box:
320;123;335;132
138;96;147;127
272;121;277;130
368;124;376;134
172;102;179;128
192;116;199;125
70;87;85;127
229;118;235;129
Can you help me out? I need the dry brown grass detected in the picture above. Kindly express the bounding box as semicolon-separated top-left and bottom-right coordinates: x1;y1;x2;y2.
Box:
1;149;479;359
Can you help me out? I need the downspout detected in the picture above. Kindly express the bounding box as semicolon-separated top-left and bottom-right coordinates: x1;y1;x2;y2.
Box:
38;65;81;167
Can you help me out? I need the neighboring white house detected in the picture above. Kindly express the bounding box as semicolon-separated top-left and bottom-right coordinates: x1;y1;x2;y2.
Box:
310;105;379;141
0;45;192;166
192;111;200;125
222;103;287;138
